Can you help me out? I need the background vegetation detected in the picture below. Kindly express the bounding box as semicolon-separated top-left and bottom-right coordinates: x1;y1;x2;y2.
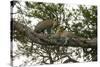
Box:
11;1;97;67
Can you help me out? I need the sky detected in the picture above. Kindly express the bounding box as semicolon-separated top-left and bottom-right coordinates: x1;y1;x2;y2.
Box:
0;0;100;67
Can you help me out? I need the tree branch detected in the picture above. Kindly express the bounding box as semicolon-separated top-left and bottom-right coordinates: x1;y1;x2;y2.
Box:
13;21;97;49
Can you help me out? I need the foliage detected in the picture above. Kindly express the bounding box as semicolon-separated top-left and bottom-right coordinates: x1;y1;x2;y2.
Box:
12;1;97;67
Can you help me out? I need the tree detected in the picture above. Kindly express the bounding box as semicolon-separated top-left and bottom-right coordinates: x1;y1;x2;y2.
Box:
11;1;97;67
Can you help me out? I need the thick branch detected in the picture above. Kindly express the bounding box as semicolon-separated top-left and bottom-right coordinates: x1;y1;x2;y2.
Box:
13;21;97;49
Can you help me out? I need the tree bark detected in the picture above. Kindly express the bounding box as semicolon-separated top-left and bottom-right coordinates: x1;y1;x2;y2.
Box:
13;21;97;49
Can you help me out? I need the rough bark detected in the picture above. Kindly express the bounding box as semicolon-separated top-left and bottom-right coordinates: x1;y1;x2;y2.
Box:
13;21;97;49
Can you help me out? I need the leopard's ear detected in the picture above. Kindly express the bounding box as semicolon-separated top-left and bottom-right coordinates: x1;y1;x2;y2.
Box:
56;26;65;32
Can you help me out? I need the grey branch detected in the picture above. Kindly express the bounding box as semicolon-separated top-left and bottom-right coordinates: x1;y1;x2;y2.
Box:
13;21;97;49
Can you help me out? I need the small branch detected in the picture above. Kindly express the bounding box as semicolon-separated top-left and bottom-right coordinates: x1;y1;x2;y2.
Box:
63;57;78;63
